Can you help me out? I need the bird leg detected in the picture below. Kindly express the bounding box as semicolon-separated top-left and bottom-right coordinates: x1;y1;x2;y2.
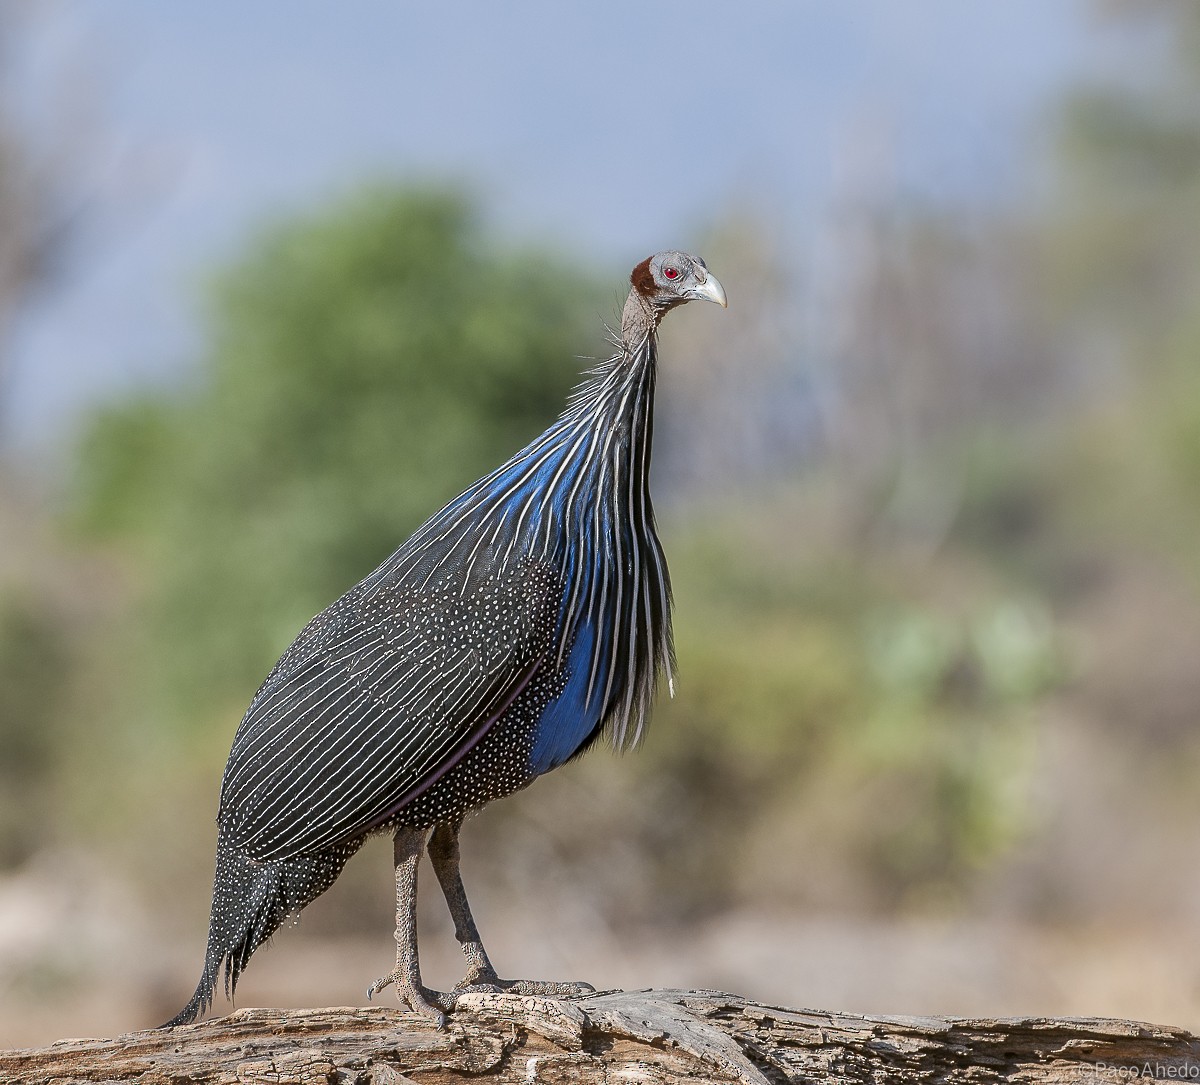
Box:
367;825;454;1025
426;818;501;990
427;817;596;1001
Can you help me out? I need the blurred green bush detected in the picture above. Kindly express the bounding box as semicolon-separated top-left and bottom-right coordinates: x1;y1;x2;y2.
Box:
74;186;605;727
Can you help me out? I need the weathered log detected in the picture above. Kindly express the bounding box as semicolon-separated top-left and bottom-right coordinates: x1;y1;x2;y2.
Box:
2;988;1196;1084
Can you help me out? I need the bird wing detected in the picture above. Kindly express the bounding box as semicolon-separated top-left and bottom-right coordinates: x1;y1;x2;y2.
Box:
217;555;559;862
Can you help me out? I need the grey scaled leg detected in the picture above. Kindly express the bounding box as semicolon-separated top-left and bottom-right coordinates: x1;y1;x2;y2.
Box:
367;825;455;1025
427;816;596;1001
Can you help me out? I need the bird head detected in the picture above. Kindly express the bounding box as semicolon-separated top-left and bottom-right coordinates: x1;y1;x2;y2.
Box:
630;251;728;313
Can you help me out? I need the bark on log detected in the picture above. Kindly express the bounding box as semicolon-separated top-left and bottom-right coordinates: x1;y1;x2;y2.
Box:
2;988;1197;1084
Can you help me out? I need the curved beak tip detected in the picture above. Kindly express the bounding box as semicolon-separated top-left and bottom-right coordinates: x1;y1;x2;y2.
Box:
696;274;728;308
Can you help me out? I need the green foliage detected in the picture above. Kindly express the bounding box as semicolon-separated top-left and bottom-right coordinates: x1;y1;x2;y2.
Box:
74;185;606;725
0;593;68;868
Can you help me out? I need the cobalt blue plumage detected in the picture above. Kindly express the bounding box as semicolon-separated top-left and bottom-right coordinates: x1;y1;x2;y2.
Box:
164;250;727;1028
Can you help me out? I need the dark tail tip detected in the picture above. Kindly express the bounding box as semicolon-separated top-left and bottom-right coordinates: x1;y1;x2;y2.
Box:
156;837;256;1030
159;982;210;1029
157;837;354;1028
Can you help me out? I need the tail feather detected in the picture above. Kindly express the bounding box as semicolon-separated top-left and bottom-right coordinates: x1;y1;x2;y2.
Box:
161;836;353;1028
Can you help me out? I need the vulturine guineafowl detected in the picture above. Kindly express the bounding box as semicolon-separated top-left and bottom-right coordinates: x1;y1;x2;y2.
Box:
163;251;728;1028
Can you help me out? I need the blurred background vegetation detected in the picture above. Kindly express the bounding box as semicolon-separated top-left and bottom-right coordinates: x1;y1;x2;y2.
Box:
5;0;1200;1047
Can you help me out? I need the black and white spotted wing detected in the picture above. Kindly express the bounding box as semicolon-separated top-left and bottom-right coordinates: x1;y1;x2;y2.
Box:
218;555;560;863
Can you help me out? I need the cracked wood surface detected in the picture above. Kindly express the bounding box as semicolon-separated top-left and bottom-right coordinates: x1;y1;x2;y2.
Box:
2;988;1197;1083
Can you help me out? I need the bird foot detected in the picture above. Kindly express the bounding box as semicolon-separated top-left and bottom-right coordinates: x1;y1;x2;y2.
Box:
503;979;597;998
367;969;454;1027
453;975;597;999
368;964;595;1026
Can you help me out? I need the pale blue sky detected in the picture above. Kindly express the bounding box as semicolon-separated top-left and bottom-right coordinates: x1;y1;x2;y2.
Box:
8;1;1102;450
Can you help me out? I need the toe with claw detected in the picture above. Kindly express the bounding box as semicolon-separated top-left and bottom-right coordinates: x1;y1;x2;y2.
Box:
367;967;452;1027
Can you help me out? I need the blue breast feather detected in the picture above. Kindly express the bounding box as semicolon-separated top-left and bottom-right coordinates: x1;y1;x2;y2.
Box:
528;618;609;775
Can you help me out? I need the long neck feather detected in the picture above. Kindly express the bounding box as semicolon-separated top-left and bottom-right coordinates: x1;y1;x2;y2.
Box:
364;288;674;747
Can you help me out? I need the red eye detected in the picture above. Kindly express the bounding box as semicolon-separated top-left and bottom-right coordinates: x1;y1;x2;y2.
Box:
664;266;679;280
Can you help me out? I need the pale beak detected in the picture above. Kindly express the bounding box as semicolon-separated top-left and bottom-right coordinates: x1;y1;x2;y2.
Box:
691;272;728;308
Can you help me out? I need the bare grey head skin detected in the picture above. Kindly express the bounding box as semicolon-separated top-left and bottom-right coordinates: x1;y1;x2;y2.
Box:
622;250;728;343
